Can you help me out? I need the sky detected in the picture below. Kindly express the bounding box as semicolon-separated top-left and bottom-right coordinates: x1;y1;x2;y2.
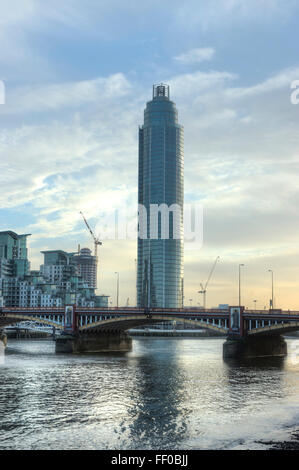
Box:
0;0;299;309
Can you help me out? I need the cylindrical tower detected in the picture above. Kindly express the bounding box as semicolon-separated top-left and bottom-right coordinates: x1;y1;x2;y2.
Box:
74;248;97;289
137;84;184;308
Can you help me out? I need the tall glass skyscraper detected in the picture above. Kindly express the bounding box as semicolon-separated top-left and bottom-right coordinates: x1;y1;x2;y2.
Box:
137;84;184;308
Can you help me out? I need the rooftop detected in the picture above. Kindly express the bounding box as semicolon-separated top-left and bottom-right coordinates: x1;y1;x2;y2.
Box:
153;83;169;100
0;231;31;239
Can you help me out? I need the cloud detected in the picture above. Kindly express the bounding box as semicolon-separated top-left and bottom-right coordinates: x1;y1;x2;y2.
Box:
168;70;237;99
1;73;132;114
174;0;299;32
174;48;215;65
1;60;299;306
225;67;299;100
0;0;298;308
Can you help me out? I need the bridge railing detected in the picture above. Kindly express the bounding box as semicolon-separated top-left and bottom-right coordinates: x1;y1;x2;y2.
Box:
100;307;230;313
1;307;64;313
3;306;299;318
244;309;299;316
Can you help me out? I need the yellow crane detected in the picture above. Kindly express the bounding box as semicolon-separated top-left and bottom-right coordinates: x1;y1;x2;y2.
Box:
79;211;102;258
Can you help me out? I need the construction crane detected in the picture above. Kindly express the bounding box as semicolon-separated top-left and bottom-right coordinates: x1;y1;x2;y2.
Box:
198;256;220;310
79;211;102;258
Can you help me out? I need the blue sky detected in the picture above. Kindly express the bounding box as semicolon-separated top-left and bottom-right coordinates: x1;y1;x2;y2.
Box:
1;0;299;308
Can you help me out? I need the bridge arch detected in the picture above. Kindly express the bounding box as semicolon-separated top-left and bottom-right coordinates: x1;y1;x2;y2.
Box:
247;321;299;336
78;315;228;334
3;314;64;330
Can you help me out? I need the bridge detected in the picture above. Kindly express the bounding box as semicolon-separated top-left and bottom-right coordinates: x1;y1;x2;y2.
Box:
1;305;299;357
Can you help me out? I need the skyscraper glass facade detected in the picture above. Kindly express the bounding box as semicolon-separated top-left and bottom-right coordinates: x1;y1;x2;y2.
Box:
137;84;184;308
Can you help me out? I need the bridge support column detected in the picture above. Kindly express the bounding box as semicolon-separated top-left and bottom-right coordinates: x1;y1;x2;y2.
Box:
0;329;7;349
55;332;132;354
223;335;287;359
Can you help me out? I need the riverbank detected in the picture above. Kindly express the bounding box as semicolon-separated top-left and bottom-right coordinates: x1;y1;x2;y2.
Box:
257;430;299;449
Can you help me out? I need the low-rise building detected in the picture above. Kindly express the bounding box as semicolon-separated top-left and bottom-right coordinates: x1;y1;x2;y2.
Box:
0;232;109;308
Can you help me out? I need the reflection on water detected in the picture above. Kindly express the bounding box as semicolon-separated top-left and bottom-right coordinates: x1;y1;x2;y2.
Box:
0;337;299;449
124;340;190;449
0;341;4;365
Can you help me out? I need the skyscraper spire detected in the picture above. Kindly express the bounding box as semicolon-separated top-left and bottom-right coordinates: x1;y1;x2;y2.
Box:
152;83;169;99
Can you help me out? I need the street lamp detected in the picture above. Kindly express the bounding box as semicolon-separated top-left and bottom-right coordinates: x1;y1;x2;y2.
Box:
115;272;119;308
198;286;206;310
239;264;245;307
134;258;137;307
268;269;274;309
253;299;257;310
189;299;193;306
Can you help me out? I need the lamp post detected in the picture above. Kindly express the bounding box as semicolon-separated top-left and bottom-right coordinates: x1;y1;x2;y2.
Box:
198;288;206;310
115;272;119;308
268;269;274;309
253;299;257;310
134;258;137;307
239;264;245;307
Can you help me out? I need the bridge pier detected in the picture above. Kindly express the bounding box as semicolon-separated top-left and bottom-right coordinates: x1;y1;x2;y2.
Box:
0;329;7;348
223;335;287;359
55;331;132;354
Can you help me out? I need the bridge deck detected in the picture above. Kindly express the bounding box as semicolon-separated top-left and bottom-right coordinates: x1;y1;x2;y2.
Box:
1;307;299;337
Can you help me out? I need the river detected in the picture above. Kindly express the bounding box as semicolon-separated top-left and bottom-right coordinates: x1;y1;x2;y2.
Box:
0;337;299;450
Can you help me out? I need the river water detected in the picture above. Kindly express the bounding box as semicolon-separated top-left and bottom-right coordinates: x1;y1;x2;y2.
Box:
0;337;299;450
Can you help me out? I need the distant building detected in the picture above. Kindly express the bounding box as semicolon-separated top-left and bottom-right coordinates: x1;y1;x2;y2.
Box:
0;232;108;308
40;250;77;285
73;248;97;289
0;277;19;307
0;231;31;278
40;249;107;307
0;231;31;306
